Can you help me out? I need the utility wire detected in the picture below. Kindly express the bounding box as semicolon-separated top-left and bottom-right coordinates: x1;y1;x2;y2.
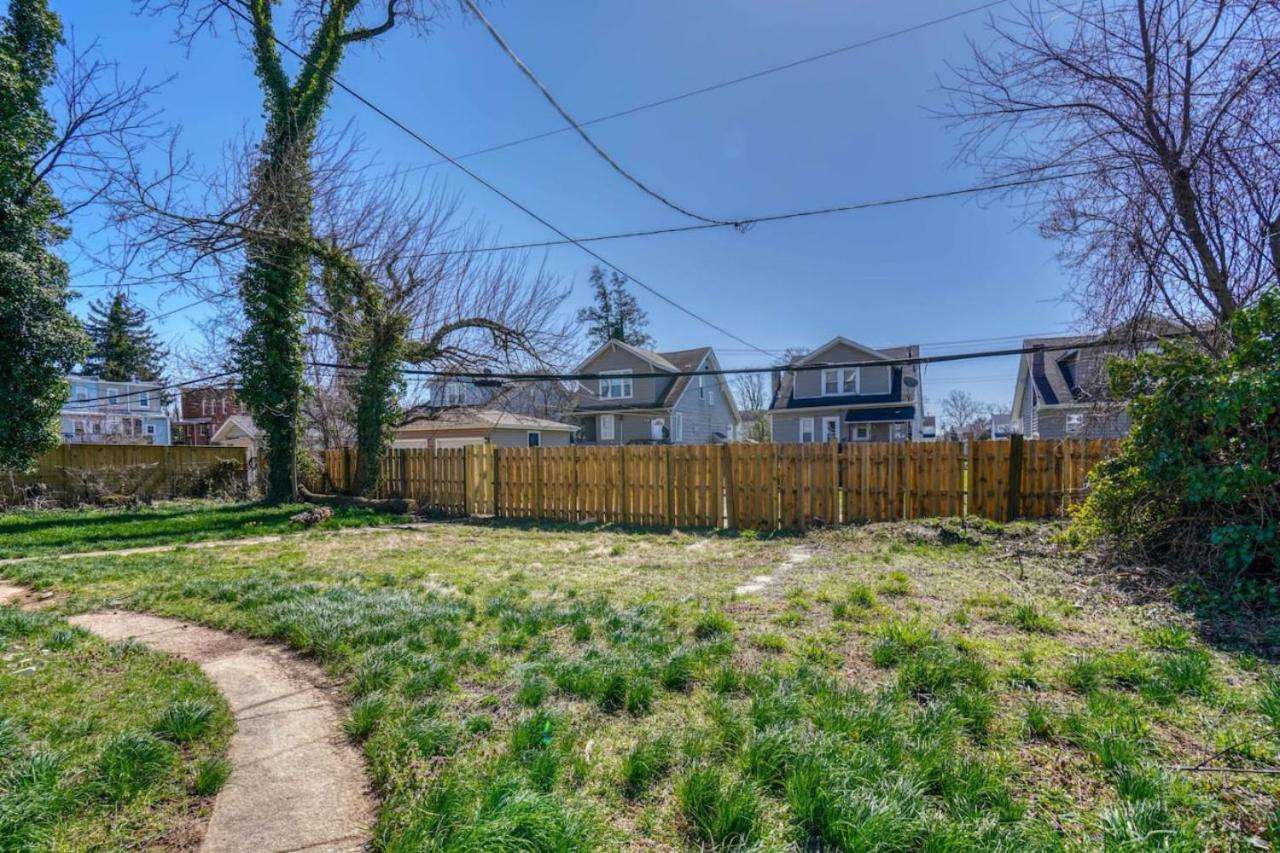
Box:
408;0;1008;170
217;0;774;359
461;0;735;226
62;371;239;408
309;333;1184;384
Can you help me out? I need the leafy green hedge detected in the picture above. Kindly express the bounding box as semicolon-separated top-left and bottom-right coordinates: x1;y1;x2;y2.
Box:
1071;292;1279;599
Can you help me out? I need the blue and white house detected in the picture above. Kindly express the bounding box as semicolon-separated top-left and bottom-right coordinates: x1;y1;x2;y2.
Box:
60;375;172;445
768;337;924;443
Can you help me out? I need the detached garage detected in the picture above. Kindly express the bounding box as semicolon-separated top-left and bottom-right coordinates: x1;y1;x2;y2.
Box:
392;409;577;451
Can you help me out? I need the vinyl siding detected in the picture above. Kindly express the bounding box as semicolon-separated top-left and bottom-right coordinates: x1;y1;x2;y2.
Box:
670;356;736;443
491;428;572;448
574;347;670;408
1033;406;1130;440
791;342;893;399
771;413;903;444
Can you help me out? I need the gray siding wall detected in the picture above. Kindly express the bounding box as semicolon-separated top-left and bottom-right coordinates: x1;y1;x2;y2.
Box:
491;428;572;448
771;413;901;444
575;413;666;445
670;356;737;442
575;347;669;407
1033;406;1130;439
791;342;894;399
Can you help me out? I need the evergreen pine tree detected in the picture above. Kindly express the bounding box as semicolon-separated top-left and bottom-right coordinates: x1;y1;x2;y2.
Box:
0;0;89;471
576;266;654;349
82;292;166;381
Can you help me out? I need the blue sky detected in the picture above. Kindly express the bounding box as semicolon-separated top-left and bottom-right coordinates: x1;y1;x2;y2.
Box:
52;0;1078;412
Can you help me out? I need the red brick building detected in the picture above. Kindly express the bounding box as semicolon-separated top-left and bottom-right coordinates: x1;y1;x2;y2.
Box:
173;384;246;445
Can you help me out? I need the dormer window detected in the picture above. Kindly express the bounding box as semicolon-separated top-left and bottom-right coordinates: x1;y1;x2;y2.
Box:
820;367;859;396
599;370;633;400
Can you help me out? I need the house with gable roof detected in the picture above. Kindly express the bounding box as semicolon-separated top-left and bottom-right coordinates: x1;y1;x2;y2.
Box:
768;337;923;443
565;340;740;444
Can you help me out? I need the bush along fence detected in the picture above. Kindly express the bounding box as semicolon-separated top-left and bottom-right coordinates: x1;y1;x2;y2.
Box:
1;444;249;506
325;437;1118;529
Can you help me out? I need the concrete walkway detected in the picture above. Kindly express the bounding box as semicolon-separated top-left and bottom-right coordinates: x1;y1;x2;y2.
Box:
0;584;373;853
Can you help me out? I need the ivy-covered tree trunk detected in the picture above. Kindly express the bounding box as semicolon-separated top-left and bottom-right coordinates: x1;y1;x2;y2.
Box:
231;0;385;503
0;0;88;472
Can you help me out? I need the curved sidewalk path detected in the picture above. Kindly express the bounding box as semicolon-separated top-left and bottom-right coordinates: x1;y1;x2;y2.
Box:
0;583;373;853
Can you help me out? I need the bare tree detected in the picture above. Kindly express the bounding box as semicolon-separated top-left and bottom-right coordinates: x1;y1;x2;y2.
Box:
941;389;988;438
732;372;771;441
946;0;1280;342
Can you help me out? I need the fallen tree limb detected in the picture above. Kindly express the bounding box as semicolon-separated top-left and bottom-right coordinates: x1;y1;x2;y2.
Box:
298;485;418;516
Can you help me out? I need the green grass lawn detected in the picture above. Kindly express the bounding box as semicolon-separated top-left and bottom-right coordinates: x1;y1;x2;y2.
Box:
0;605;233;850
2;518;1278;849
0;500;407;558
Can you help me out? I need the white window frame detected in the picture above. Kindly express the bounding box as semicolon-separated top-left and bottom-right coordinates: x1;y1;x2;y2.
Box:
74;386;88;401
598;369;633;400
672;412;683;442
145;423;156;436
527;431;541;448
822;416;840;443
820;367;860;396
853;424;870;441
1065;413;1085;435
108;390;119;406
598;414;615;441
201;397;209;416
73;420;85;436
799;417;815;443
697;374;706;400
138;391;150;408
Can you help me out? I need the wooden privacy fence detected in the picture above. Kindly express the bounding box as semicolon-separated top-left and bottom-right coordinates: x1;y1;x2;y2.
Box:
325;437;1118;528
2;444;248;504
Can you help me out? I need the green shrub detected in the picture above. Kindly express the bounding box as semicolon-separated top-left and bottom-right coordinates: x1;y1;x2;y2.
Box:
1069;293;1280;598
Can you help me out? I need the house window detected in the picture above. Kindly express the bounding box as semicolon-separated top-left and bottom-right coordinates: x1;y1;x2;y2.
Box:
74;386;88;401
201;397;209;416
108;391;119;406
73;420;84;436
799;417;815;443
853;425;870;441
598;370;633;400
527;432;541;448
673;412;684;442
598;414;615;441
442;381;467;406
822;416;840;442
1059;353;1079;390
697;375;706;400
138;391;150;408
92;421;101;434
650;418;666;441
221;398;229;414
145;423;156;437
1066;413;1084;435
820;368;859;396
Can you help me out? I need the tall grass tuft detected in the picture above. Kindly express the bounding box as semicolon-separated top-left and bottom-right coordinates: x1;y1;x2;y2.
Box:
96;730;174;802
621;734;675;799
676;765;762;848
153;699;215;743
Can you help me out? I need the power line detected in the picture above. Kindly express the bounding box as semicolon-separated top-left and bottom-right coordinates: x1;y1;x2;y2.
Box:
309;333;1184;384
217;1;774;359
461;0;734;226
404;0;1007;171
62;371;238;409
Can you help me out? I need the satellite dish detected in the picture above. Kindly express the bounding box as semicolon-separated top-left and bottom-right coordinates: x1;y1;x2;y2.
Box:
902;376;919;388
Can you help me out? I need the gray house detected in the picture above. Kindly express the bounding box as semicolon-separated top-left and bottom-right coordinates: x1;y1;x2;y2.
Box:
566;340;740;444
769;337;923;443
1011;335;1132;439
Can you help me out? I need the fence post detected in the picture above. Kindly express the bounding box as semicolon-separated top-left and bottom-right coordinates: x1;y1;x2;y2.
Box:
1006;434;1024;522
665;445;676;528
492;446;501;518
721;444;736;530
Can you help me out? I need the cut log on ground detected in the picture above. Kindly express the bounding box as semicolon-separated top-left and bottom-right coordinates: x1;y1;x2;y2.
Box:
297;485;417;516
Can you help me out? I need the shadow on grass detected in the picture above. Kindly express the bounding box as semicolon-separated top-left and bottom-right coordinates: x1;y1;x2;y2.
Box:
432;514;808;541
